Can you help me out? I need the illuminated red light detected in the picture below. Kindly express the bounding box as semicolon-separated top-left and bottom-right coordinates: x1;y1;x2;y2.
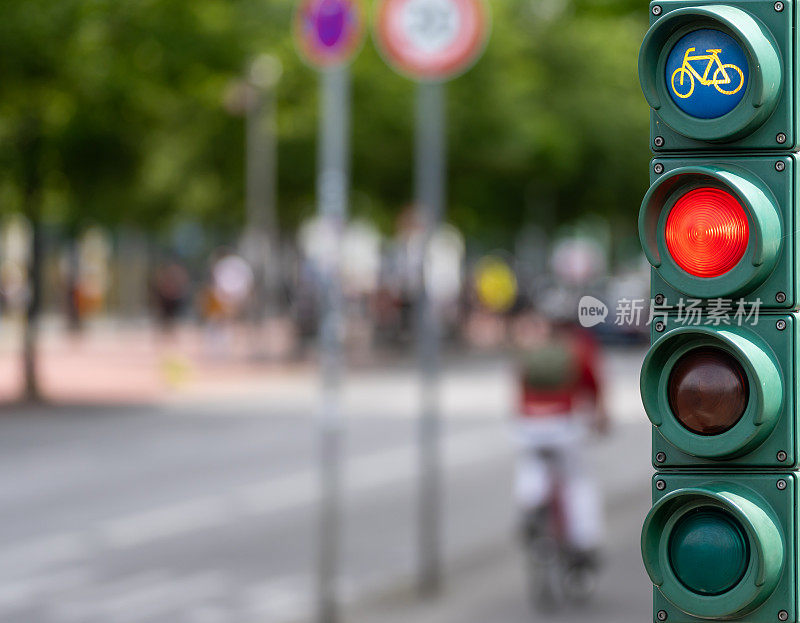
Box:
665;188;750;278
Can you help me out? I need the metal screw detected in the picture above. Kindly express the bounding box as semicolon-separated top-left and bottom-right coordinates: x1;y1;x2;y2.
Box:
654;163;664;174
656;479;666;491
777;319;787;331
655;321;665;333
776;160;786;172
775;1;785;11
777;451;788;462
779;610;789;622
655;293;665;305
654;136;665;147
776;292;787;303
656;451;666;463
653;4;663;14
777;479;787;490
777;132;787;144
657;610;668;622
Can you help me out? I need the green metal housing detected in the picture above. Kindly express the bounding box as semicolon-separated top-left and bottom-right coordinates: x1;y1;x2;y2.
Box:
646;154;800;308
645;314;798;468
641;0;795;151
645;473;796;622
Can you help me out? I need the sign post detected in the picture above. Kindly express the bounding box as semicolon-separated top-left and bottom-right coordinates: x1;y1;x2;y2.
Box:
295;2;364;621
243;55;282;341
374;0;489;595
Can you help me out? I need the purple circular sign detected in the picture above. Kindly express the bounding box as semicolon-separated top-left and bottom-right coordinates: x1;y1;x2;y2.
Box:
295;0;365;68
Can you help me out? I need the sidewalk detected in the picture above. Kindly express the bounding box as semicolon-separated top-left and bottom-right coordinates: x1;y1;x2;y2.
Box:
0;319;310;404
0;319;648;420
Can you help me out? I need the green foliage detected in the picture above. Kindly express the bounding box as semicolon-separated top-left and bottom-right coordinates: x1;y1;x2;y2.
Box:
0;0;651;241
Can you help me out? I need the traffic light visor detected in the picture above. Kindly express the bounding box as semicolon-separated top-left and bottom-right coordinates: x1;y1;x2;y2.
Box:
639;165;781;299
639;5;781;142
642;485;784;618
641;326;782;460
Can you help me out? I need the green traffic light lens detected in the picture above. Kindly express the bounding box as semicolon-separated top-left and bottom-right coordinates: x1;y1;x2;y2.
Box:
668;508;750;596
668;346;749;435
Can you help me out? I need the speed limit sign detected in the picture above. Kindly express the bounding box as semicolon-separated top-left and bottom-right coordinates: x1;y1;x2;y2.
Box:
374;0;490;81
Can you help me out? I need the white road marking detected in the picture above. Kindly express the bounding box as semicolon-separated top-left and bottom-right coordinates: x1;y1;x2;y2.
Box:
101;497;232;549
102;571;228;622
0;426;511;578
185;604;232;623
0;567;91;614
235;472;315;515
240;575;310;621
50;570;227;622
0;533;89;579
236;426;509;516
51;570;171;621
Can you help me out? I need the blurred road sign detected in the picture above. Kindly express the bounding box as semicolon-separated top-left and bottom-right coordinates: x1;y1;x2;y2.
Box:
374;0;490;81
295;0;365;68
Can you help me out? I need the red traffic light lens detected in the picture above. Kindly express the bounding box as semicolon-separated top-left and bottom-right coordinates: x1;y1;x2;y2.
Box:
668;347;749;435
665;188;749;278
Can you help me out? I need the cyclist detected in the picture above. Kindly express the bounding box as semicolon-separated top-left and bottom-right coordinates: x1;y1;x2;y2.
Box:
511;307;609;579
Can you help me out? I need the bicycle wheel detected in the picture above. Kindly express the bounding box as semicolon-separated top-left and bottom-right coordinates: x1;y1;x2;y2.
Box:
713;64;745;95
671;67;695;99
562;554;599;605
525;534;561;612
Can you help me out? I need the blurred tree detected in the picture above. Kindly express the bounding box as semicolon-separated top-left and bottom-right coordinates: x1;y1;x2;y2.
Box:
0;0;268;399
0;0;649;399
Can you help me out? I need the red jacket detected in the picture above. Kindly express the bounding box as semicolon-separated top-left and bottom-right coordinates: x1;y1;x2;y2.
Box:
519;329;601;417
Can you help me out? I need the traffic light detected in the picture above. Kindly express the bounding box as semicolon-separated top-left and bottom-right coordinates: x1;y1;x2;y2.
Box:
642;474;794;621
639;155;793;304
640;316;789;467
638;0;800;621
638;0;791;151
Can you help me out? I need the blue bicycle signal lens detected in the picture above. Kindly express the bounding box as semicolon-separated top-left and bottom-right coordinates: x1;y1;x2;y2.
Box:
665;29;749;119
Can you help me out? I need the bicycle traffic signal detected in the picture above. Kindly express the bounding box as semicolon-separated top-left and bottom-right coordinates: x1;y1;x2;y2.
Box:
640;315;791;468
639;0;791;151
638;0;800;621
642;474;794;621
639;155;795;305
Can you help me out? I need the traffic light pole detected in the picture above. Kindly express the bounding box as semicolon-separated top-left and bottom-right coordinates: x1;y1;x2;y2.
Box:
315;65;349;623
415;80;445;597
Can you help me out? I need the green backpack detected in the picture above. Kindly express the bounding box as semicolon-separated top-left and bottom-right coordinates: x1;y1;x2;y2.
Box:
521;338;578;390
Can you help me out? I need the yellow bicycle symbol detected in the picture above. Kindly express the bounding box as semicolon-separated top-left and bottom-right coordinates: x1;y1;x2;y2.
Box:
670;47;745;99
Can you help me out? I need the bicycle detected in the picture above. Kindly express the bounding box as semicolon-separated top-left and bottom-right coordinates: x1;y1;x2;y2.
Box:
521;447;599;612
670;46;745;99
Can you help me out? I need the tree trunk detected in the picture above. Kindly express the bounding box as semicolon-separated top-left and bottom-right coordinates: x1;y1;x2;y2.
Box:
22;212;43;403
19;115;44;404
65;235;82;334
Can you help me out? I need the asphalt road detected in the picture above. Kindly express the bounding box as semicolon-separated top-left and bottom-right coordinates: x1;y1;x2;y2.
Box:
0;347;650;623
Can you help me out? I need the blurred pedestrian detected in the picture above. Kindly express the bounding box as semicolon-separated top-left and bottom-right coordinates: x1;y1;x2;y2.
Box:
198;250;253;359
152;260;190;333
511;306;609;583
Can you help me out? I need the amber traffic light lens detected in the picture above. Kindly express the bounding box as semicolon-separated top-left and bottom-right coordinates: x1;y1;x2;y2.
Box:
668;347;749;435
